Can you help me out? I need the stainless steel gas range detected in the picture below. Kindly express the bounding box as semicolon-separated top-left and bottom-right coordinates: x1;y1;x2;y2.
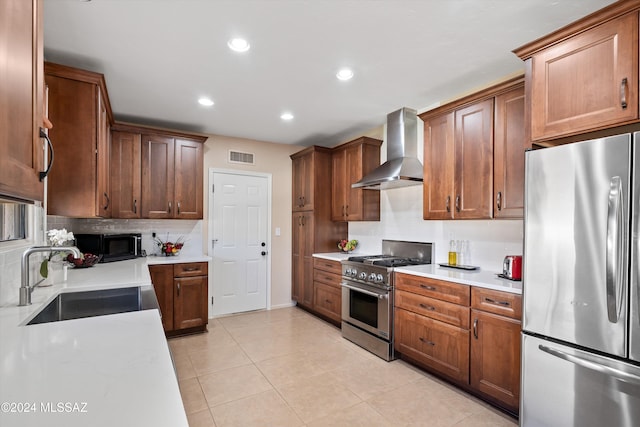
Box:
341;240;433;361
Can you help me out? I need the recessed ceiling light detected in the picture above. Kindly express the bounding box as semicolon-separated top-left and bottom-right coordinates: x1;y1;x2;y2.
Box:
198;97;214;107
336;68;354;81
227;38;250;52
280;112;294;121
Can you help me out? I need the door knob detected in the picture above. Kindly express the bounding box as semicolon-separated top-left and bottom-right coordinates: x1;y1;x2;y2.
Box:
261;251;267;256
261;242;266;247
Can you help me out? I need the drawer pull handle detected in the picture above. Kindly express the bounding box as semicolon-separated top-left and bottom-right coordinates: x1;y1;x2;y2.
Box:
496;191;502;211
177;283;181;296
183;267;199;272
621;77;628;109
419;337;435;346
419;284;436;291
325;299;332;304
455;195;461;212
473;318;478;339
484;297;510;307
446;195;451;213
419;303;436;311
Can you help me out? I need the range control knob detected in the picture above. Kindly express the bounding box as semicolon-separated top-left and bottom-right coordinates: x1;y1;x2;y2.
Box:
368;273;377;282
375;274;385;283
345;268;352;277
358;272;367;280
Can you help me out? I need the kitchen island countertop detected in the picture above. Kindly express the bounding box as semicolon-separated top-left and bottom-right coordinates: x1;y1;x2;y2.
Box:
0;255;212;427
394;264;522;295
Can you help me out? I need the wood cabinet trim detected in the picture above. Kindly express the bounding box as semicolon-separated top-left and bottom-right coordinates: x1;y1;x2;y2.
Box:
111;121;207;143
513;1;640;59
419;76;524;122
290;145;332;160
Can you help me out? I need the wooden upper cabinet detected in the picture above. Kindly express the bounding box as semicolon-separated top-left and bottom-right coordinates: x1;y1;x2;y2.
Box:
455;99;494;219
111;131;142;218
291;149;313;211
114;123;206;220
0;0;44;202
494;85;528;218
331;136;381;221
421;77;524;220
142;134;175;218
423;112;455;219
514;4;639;141
174;139;203;219
45;62;113;217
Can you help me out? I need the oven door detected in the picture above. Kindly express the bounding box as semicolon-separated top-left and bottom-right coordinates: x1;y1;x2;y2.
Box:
341;281;391;339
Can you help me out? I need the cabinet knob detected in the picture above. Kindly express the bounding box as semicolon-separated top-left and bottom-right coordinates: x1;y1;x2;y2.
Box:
446;196;451;213
621;77;629;109
496;191;502;211
455;195;461;212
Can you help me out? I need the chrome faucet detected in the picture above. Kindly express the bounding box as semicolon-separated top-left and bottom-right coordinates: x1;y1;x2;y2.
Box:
19;246;81;306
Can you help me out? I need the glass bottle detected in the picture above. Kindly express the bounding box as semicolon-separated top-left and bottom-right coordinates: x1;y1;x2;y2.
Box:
448;240;457;265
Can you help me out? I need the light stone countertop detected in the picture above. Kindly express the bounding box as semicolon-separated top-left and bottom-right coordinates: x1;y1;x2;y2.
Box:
313;253;522;295
0;255;210;427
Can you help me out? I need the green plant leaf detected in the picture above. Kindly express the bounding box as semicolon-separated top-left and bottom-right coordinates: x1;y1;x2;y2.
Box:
40;259;48;278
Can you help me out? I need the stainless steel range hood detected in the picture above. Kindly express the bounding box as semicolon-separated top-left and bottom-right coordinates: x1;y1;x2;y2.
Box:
352;107;423;190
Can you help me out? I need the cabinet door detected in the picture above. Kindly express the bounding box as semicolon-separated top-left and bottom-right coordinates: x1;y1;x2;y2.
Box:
454;99;493;219
149;264;174;332
45;75;98;217
395;307;470;383
174;275;208;330
470;309;521;412
301;212;315;308
530;12;638;140
95;88;111;218
494;85;527;219
110;131;141;219
423;112;454;219
292;153;313;211
331;149;347;221
313;281;341;323
345;143;364;220
0;0;44;202
291;212;304;303
141;134;175;218
174;139;203;219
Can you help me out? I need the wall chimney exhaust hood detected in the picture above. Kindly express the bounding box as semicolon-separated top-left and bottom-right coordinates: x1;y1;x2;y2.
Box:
352;107;423;190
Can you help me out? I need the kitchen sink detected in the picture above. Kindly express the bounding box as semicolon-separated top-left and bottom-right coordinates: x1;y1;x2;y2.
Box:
27;286;159;325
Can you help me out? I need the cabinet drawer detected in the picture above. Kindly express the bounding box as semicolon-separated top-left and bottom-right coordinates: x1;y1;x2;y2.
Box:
396;290;470;329
313;282;341;322
313;268;341;288
174;262;208;278
313;258;342;275
471;287;522;319
395;273;470;305
394;307;470;383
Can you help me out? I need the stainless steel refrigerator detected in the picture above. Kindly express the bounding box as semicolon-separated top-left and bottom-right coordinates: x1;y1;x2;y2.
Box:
522;133;640;426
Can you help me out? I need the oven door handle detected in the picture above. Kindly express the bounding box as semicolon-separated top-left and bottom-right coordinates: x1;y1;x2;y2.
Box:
341;282;388;299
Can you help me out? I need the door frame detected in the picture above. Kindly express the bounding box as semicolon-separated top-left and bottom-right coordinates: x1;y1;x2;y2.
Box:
208;168;272;317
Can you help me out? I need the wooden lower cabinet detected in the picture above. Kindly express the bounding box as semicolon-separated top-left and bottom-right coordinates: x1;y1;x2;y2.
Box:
394;273;522;415
470;309;521;412
149;262;208;335
311;257;342;324
395;307;470;383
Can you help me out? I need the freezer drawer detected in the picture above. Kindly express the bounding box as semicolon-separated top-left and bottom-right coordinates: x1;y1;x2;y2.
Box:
521;334;640;427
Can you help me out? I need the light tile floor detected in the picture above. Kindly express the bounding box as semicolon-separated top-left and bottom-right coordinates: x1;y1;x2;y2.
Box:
169;306;518;427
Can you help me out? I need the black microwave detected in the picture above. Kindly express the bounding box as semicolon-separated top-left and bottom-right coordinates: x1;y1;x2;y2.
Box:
74;233;143;263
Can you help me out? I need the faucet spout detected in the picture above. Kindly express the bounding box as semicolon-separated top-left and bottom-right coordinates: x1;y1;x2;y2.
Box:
19;246;82;306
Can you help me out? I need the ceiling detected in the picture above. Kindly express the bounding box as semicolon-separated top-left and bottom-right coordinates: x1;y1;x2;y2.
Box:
44;0;615;147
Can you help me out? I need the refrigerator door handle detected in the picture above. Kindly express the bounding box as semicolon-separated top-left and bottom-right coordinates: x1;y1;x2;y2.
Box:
540;344;640;385
606;176;624;323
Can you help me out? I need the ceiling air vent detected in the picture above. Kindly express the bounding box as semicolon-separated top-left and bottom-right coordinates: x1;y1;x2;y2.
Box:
228;150;255;165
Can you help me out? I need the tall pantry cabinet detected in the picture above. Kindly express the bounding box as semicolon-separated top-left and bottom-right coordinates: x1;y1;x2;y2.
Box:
291;146;347;310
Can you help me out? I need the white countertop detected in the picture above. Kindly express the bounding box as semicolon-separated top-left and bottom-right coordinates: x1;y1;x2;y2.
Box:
394;264;522;295
0;256;211;427
312;252;353;262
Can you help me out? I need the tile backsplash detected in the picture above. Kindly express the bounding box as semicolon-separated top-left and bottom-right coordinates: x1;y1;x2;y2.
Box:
47;216;205;257
348;185;523;272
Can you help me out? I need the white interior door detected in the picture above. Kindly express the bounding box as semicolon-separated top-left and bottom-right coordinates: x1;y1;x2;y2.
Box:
210;170;270;316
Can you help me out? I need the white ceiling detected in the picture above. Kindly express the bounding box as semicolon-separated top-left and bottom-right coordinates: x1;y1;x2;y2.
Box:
43;0;615;147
